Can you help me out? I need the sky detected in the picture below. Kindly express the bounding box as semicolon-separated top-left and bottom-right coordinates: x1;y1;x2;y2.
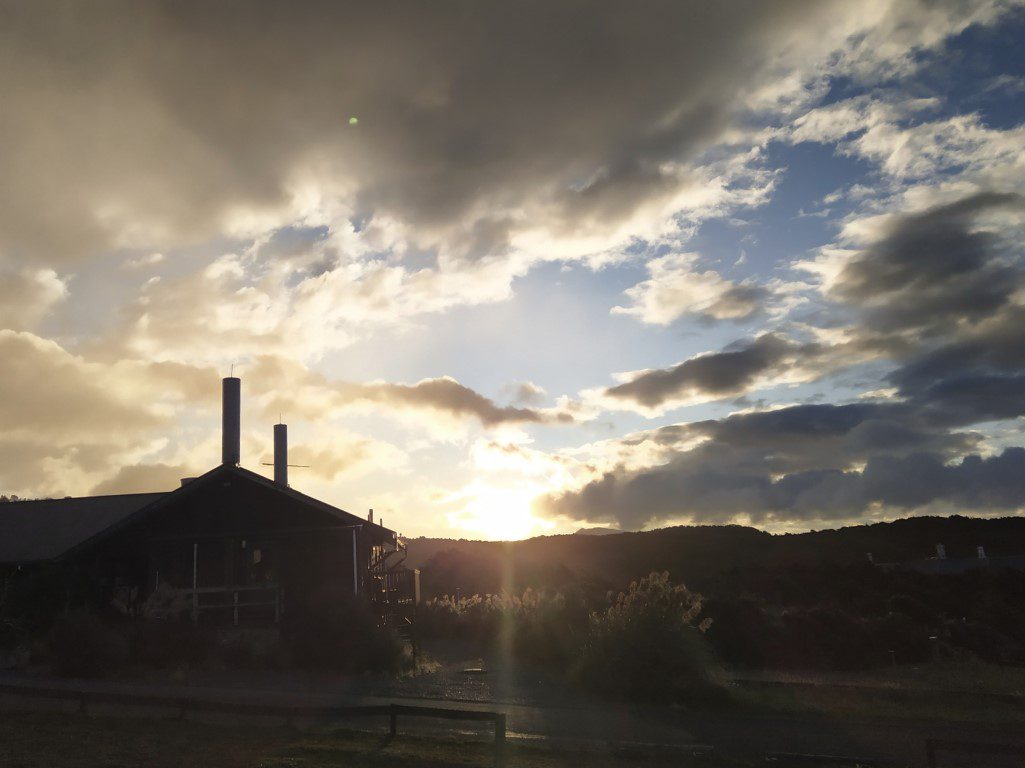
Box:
3;1;1025;540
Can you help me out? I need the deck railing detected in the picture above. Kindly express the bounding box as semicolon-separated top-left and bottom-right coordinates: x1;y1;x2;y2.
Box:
177;583;282;625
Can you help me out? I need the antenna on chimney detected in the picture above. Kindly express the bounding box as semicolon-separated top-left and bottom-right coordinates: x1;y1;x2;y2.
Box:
260;422;309;486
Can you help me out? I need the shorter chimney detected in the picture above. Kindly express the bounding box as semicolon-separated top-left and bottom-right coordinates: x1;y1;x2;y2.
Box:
936;543;947;560
274;423;288;487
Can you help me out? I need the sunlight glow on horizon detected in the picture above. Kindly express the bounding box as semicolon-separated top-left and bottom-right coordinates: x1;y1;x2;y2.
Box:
446;482;557;541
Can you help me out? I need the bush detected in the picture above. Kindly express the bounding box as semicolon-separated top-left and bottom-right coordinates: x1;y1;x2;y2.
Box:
284;587;403;673
127;620;213;670
576;572;718;703
44;610;128;677
417;587;589;667
417;593;503;646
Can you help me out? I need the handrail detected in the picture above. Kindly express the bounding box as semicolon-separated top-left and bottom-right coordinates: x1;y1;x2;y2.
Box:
178;584;279;595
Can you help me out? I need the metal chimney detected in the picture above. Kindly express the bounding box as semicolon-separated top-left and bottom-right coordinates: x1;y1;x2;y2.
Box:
222;377;241;465
273;423;288;486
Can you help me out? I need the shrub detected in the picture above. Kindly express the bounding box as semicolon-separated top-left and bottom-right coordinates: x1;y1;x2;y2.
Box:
44;610;128;677
576;572;718;703
128;620;213;669
417;593;503;646
417;587;589;667
284;587;403;673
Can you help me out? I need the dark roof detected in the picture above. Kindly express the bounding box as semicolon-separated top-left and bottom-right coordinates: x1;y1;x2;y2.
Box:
0;463;397;566
0;493;167;564
86;463;397;550
224;465;397;543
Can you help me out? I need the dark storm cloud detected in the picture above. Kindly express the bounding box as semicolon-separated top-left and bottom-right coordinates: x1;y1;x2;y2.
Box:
538;400;1015;529
559;189;1025;526
0;0;842;262
608;191;1024;416
834;192;1025;335
249;357;564;428
842;193;1025;425
365;378;549;427
890;312;1025;425
604;333;820;408
708;284;772;322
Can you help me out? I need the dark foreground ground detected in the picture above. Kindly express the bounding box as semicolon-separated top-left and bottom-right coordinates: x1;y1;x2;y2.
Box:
4;649;1025;767
0;711;901;768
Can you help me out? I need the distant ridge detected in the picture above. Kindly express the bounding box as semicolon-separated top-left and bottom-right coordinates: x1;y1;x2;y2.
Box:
573;526;621;536
405;515;1025;599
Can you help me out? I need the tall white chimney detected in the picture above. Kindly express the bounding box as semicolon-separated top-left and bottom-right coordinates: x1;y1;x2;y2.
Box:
274;423;288;486
222;377;241;465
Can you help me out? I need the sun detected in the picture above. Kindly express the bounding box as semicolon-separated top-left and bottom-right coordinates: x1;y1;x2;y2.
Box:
449;483;551;541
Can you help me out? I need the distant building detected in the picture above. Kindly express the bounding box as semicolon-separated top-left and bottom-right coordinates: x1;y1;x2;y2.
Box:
876;541;1025;575
0;378;418;630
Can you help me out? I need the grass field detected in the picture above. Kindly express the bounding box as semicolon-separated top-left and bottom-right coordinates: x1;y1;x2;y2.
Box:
0;711;866;768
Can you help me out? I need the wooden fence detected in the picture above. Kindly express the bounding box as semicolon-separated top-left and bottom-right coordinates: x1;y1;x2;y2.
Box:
0;682;507;765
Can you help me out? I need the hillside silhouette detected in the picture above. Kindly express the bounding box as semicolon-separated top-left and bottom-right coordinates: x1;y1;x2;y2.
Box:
410;515;1025;669
407;515;1025;598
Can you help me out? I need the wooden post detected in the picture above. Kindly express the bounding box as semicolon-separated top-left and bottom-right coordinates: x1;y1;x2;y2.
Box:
389;703;397;736
233;590;239;627
191;541;198;624
925;739;937;768
352;528;360;596
494;713;506;767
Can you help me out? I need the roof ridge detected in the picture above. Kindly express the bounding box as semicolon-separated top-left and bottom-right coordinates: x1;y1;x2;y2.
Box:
0;491;169;506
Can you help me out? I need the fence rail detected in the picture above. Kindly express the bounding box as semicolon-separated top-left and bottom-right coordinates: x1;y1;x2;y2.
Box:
0;682;507;765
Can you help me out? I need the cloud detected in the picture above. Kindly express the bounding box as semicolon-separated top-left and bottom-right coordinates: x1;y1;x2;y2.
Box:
612;252;769;325
349;378;552;428
247;356;568;432
0;269;68;330
256;435;407;484
2;1;1005;266
0;2;808;262
90;463;194;496
109;239;535;364
600;334;824;412
0;331;166;443
537;401;990;529
554;184;1025;527
829;192;1025;336
505;381;547;407
0;331;227;497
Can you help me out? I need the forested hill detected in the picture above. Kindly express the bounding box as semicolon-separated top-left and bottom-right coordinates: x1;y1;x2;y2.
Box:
404;515;1025;599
